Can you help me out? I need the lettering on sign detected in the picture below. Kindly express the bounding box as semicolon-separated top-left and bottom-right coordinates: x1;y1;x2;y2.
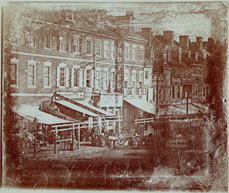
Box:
57;91;85;99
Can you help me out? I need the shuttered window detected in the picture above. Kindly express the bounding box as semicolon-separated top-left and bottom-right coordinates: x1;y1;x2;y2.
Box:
86;70;91;87
95;39;102;56
104;40;109;58
111;41;115;59
43;61;52;88
139;46;144;61
10;58;19;86
72;68;79;87
86;39;92;55
103;70;108;90
72;35;79;53
132;45;137;61
110;71;115;89
28;60;36;88
95;69;101;89
26;31;36;47
59;67;65;87
45;30;51;49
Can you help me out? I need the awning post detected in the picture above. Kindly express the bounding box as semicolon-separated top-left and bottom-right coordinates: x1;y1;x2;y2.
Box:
54;126;57;154
78;124;80;149
72;125;75;151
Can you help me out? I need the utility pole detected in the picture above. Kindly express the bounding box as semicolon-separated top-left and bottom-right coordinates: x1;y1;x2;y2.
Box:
33;117;37;158
92;38;96;104
156;75;159;115
186;91;189;114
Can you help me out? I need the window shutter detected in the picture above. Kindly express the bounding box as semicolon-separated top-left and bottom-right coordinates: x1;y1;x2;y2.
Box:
66;67;69;87
82;39;86;54
91;70;94;88
79;70;83;87
68;68;71;87
66;34;69;52
57;66;60;88
56;34;60;51
71;67;74;87
83;69;87;87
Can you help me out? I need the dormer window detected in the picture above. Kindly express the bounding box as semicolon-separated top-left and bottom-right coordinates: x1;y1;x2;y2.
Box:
66;11;74;21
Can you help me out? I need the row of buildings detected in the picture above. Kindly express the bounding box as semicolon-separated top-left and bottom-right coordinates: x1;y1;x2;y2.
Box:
6;8;212;136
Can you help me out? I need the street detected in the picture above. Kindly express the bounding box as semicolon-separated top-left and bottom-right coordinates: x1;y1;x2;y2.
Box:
5;144;208;190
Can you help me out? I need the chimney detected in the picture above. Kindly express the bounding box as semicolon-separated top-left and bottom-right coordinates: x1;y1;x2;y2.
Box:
196;36;203;50
141;28;152;60
141;28;152;45
208;38;214;51
163;31;174;46
179;35;189;50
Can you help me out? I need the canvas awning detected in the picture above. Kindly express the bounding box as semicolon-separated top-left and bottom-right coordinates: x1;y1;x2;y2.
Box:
55;100;98;117
124;98;156;115
14;105;70;125
76;100;115;117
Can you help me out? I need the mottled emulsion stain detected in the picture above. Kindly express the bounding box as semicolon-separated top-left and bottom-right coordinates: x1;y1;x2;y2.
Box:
2;1;228;192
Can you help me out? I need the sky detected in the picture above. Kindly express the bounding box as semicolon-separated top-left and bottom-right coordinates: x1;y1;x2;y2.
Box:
8;2;227;42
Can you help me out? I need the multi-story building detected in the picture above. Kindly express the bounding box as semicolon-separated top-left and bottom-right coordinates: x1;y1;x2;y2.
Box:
150;31;210;115
6;8;212;138
7;9;126;134
9;9;119;107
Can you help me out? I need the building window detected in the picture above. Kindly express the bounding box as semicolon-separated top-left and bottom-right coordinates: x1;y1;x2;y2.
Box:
28;60;36;88
95;69;101;89
153;89;155;101
111;41;115;60
10;58;19;87
73;68;79;87
26;31;36;47
172;86;175;99
110;71;115;89
124;69;129;81
139;71;143;82
43;61;52;88
132;70;136;82
144;70;149;80
139;46;144;61
104;40;109;58
132;45;137;61
59;67;66;87
66;11;74;21
72;34;79;53
86;39;92;55
103;70;108;90
59;33;67;52
57;63;69;88
125;44;129;60
177;86;180;98
86;70;91;87
45;30;51;49
96;39;102;56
